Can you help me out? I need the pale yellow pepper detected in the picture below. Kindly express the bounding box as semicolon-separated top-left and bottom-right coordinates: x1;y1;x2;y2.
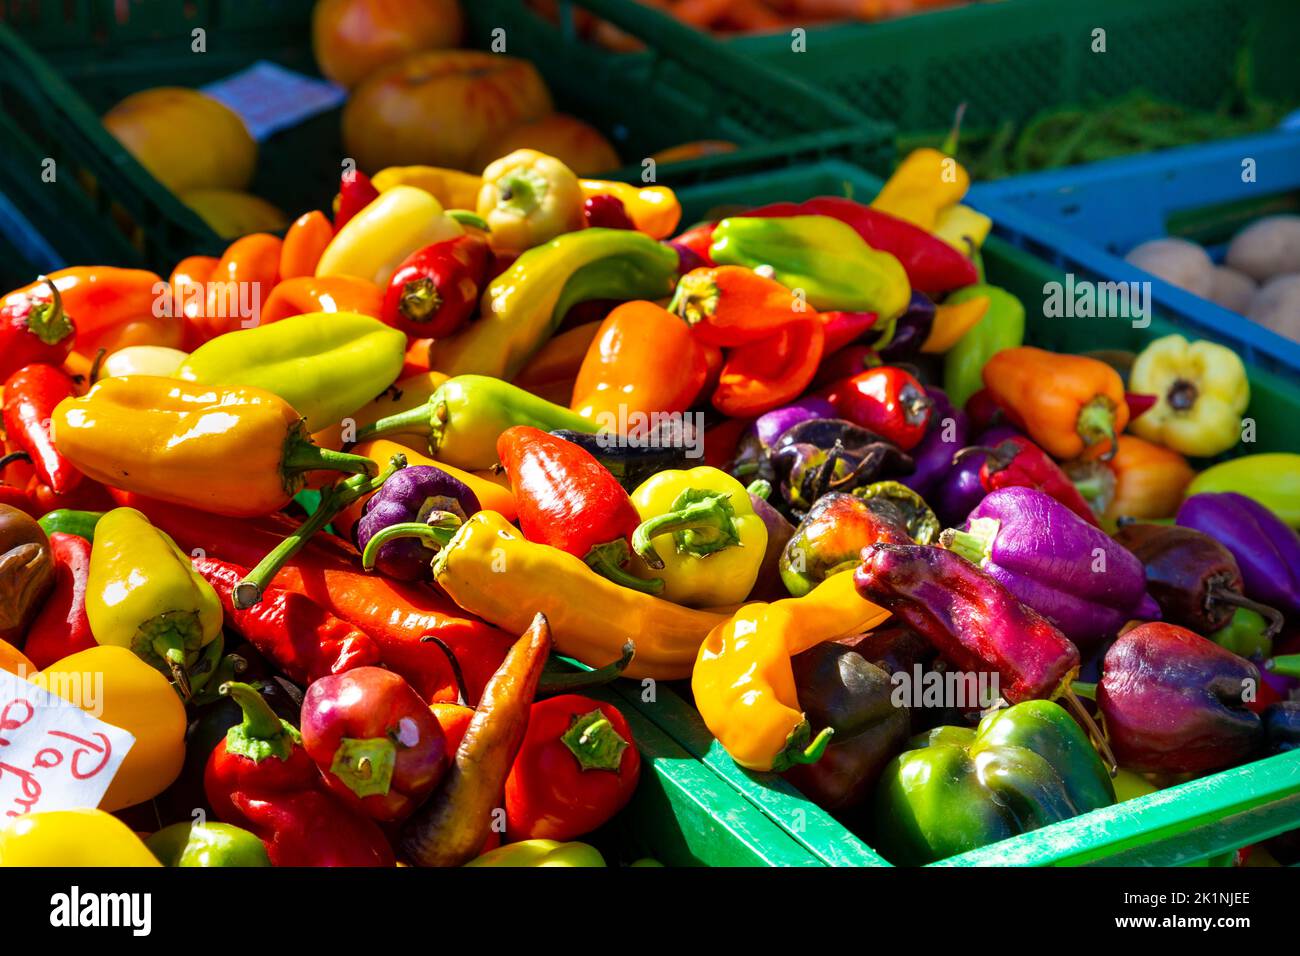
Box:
316;185;462;285
872;148;971;231
371;165;483;211
477;149;585;256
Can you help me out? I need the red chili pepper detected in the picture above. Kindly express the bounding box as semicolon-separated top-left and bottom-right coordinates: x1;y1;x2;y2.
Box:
584;194;635;230
713;313;825;418
963;435;1100;526
496;427;660;594
825;366;933;451
504;694;641;841
22;531;95;669
381;234;490;339
3;364;82;495
0;278;76;382
204;682;395;867
744;197;978;295
301;667;450;823
335;168;380;232
193;556;381;685
821;310;878;354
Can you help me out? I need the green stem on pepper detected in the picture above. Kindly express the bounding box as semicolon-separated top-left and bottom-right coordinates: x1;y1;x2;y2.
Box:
631;490;741;569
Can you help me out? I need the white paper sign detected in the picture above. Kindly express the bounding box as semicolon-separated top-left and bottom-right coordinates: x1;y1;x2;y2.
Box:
202;61;347;141
0;669;135;819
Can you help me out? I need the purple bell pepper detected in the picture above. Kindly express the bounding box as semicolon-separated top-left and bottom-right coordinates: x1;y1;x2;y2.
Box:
1176;492;1300;617
933;424;1018;526
355;465;480;581
941;486;1159;648
901;386;968;501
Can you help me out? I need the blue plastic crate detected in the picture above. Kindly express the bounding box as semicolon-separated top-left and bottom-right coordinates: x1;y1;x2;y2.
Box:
968;130;1300;377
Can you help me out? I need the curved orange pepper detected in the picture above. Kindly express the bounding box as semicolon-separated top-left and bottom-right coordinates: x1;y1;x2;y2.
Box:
279;210;334;280
193;233;283;345
260;275;384;325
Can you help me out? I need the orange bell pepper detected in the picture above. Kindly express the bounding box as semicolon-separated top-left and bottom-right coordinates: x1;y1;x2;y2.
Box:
6;267;176;357
259;276;384;325
982;347;1130;461
279;210;334;280
191;233;283;345
514;321;602;389
712;313;825;418
1103;435;1195;522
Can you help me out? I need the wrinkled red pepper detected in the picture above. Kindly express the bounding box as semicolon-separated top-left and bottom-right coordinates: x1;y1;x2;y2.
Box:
825;366;932;451
0;278;75;382
22;531;95;669
381;234;490;338
3;364;82;495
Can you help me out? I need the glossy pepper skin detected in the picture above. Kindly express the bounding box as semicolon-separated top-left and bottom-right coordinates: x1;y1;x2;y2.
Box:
943;487;1159;649
258;275;383;325
433;511;729;680
6;266;175;358
855;543;1081;704
21;532;95;669
1091;433;1194;523
1113;522;1283;638
505;694;641;841
872;147;970;231
205;682;396;867
193;556;380;684
780;491;914;597
0;503;54;644
942;283;1025;409
478;149;585;255
693;573;891;772
178;311;407;434
629;466;768;607
965;435;1099;526
146;821;271;867
0;810;160;867
1098;623;1263;774
769;418;915;515
713;313;825;418
86;507;223;678
1177;492;1300;618
4;364;82;495
711;215;911;320
900;386;967;499
581;179;681;239
53;377;377;517
498;427;659;593
1187;454;1300;528
466;839;606;868
334;168;380;232
354;464;480;581
0;277;75;381
982;347;1130;461
318;184;462;285
826;366;933;451
784;640;911;811
874;700;1115;865
1128;335;1249;457
669;265;815;347
301;667;450;823
382;234;490;338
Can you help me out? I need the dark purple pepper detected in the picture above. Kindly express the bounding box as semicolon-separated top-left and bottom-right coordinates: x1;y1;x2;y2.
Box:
667;240;707;276
877;291;936;361
933;424;1018;526
728;397;836;484
746;484;796;601
901;386;968;500
1176;492;1300;617
355;466;480;581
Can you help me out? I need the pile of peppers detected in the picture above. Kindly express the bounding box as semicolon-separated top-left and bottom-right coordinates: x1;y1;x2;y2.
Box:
2;141;1298;871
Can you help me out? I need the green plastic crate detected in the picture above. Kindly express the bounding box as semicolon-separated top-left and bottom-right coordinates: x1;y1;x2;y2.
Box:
603;158;1300;867
0;0;889;273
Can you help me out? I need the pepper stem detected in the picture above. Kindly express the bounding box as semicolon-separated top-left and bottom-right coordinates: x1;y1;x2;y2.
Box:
537;641;636;698
586;539;663;594
561;709;629;772
421;633;471;707
1071;681;1097;701
235;455;407;609
282;439;379;479
1267;655;1300;679
938;517;999;567
1060;688;1117;777
446;209;490;231
746;479;772;501
1076;397;1118;461
631;489;741;569
361;517;461;572
28;276;73;345
354;400;440;446
331;737;397;798
399;277;443;323
221;681;299;763
0;450;32;470
1207;587;1285;639
667;271;719;327
788;726;835;768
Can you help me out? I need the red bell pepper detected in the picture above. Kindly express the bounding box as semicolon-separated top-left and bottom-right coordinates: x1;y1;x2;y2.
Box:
496;426;659;593
713;314;825;418
21;531;95;669
381;234;490;339
504;693;641;841
193;556;382;684
670;266;814;348
962;435;1100;526
205;681;395;866
0;278;76;381
3;364;82;495
335;168;380;232
744;196;978;295
825;366;933;451
301;666;450;823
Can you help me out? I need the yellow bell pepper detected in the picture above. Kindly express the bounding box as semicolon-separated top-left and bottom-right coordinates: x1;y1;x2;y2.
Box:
86;508;223;680
477;149;585;256
464;839;606;867
1128;334;1249;457
692;573;890;772
580;179;681;239
100;345;189;378
932;203;992;252
0;809;161;866
872;148;970;231
371;165;483;211
29;646;187;811
316;185;462;285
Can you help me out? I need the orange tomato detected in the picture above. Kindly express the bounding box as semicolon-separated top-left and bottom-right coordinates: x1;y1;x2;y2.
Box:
312;0;465;89
473;114;621;176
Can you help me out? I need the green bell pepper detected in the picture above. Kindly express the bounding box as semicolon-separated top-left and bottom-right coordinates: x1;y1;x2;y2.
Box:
875;699;1115;865
356;374;599;470
178;311;406;433
942;282;1026;408
1186;454;1300;528
430;227;678;382
145;820;271;867
710;215;911;319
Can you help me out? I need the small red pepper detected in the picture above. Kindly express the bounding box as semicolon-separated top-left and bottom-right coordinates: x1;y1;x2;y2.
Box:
205;681;395;867
301;666;450;823
713;313;825;418
826;366;933;451
821;310;878;354
496;427;660;594
335;168;380;232
505;693;641;841
0;278;76;382
21;531;95;669
381;234;490;339
3;364;82;495
962;435;1100;527
670;265;814;348
193;556;382;685
583;194;635;230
